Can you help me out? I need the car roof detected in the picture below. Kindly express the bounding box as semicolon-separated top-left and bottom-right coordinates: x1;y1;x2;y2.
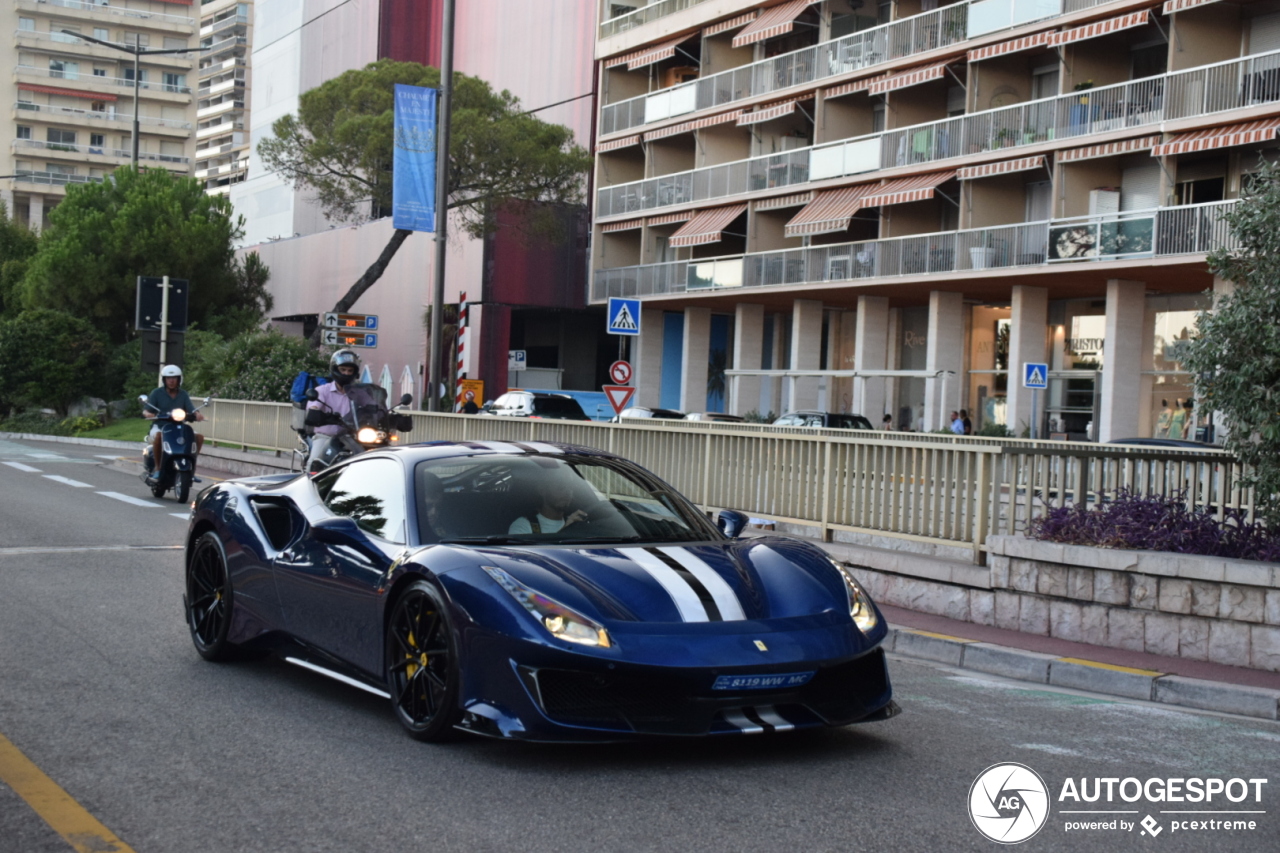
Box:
352;440;616;465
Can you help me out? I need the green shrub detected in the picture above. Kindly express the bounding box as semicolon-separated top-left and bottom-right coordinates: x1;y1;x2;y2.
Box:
0;411;74;435
61;414;103;434
976;422;1013;437
211;329;330;402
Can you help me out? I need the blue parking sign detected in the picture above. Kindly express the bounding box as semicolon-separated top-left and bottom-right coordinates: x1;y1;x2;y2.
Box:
1023;362;1048;389
607;298;641;336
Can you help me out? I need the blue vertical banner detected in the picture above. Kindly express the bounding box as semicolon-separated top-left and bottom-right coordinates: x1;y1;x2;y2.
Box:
392;84;438;232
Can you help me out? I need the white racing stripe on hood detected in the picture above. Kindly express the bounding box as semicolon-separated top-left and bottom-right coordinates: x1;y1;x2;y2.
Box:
656;546;746;621
471;441;526;455
522;442;563;454
618;547;708;622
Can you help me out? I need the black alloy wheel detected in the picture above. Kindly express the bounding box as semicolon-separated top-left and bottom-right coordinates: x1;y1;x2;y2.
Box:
386;581;461;741
152;483;166;499
186;532;234;661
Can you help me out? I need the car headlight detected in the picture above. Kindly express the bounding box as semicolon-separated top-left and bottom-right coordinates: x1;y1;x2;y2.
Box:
171;409;187;422
832;560;879;633
481;566;611;648
356;427;380;443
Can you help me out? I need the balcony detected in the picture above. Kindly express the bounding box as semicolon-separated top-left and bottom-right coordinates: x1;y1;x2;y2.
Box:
197;75;245;98
17;0;195;28
197;99;244;119
13;138;190;165
592;200;1235;301
597;48;1280;219
600;0;1117;136
198;56;246;80
15;29;195;67
200;35;248;59
9;169;104;188
199;14;249;38
600;0;714;40
15;101;193;130
16;64;192;97
196;118;244;139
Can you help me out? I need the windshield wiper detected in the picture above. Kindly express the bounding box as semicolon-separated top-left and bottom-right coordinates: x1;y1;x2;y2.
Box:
438;536;540;545
555;535;645;545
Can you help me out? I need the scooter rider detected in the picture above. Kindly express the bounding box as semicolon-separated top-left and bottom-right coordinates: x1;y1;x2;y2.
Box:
144;364;205;473
304;349;380;469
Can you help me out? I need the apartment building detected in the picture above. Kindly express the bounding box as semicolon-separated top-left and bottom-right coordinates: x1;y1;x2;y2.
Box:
1;0;198;228
195;0;250;194
592;0;1274;441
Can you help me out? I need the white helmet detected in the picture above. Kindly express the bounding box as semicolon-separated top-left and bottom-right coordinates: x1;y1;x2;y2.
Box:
161;364;183;381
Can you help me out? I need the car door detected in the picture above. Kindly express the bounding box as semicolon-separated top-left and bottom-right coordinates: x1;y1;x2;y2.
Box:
273;457;410;676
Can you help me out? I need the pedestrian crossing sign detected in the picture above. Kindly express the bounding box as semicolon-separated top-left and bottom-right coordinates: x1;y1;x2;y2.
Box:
607;297;641;336
1023;362;1048;389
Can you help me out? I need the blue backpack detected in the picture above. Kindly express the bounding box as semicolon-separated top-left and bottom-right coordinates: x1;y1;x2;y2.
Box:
289;371;329;406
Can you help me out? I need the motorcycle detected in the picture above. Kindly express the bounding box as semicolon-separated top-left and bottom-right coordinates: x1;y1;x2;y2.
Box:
139;394;209;504
306;384;414;474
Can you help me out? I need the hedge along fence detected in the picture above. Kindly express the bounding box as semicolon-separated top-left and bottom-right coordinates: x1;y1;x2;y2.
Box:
200;399;1256;565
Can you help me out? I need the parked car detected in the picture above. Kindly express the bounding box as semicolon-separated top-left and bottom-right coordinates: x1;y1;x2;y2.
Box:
774;411;875;430
616;406;685;422
521;388;613;421
684;412;745;423
482;391;591;421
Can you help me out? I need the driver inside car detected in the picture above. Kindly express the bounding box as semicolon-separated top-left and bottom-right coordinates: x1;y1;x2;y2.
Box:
508;469;590;535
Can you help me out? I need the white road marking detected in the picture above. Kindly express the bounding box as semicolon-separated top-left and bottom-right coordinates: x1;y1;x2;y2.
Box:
95;454;125;460
2;461;42;473
25;453;65;460
42;475;92;488
0;545;183;557
96;491;163;508
170;513;189;520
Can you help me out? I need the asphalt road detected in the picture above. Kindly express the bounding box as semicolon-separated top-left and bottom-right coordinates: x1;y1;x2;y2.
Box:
1;437;1277;853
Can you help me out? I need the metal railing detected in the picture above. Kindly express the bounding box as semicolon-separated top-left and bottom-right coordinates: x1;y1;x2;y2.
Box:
597;48;1280;218
16;28;195;57
23;0;196;26
9;169;103;187
592;200;1235;299
13;101;193;130
199;400;1254;562
16;65;192;94
600;0;1116;135
12;138;190;165
200;35;248;55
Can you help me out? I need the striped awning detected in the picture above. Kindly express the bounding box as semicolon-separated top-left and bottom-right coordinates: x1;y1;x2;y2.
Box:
596;134;642;153
647;211;694;227
957;156;1046;180
737;98;802;125
732;0;815;49
1058;134;1162;162
825;74;888;99
756;191;812;211
624;35;695;70
17;83;116;101
643;110;742;141
1050;11;1151;47
1151;118;1280;157
860;171;957;207
669;204;748;247
704;11;757;37
1163;0;1221;12
867;62;951;95
784;184;877;237
601;218;644;233
967;30;1054;63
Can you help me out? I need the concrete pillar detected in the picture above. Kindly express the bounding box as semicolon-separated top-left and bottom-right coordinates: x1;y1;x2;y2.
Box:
730;303;764;416
924;291;965;432
633;307;665;408
1098;279;1145;443
853;295;889;420
885;307;902;427
28;194;44;233
767;313;786;416
679;306;710;413
788;299;823;411
1005;286;1048;436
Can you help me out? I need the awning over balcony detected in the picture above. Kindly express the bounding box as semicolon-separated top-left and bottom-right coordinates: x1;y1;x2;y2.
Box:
670;204;748;247
1049;10;1151;48
756;191;812;211
824;74;888;99
601;218;645;233
643;110;743;141
784;184;877;237
648;211;695;226
1058;134;1162;162
957;156;1046;180
867;62;952;96
596;134;642;153
704;11;758;37
732;0;816;49
860;170;957;207
1151;118;1280;156
604;35;693;70
737;98;804;125
967;30;1054;63
1163;0;1222;12
18;83;116;101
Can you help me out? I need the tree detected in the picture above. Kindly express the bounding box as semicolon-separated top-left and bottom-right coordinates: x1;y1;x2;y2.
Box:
0;309;108;416
1185;160;1280;525
0;202;39;318
200;329;331;403
258;60;592;330
17;166;272;343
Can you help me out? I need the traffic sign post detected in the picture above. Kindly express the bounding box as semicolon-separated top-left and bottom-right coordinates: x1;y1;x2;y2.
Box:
1022;362;1049;440
603;385;636;417
606;298;640;336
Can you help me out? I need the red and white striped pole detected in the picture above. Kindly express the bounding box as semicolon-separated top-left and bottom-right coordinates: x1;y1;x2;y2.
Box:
453;291;467;412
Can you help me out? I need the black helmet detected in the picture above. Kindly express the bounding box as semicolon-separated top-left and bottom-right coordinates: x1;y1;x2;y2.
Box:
330;348;361;386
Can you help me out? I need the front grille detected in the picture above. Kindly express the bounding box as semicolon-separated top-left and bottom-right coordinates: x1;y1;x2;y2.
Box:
534;669;692;731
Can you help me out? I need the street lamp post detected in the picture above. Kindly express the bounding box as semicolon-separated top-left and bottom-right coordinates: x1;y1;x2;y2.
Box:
61;31;193;169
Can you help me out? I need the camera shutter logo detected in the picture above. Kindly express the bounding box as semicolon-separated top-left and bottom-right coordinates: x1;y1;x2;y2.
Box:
969;763;1050;844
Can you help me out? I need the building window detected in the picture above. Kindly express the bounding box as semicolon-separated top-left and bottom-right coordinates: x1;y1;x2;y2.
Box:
163;37;188;50
94;68;107;77
52;27;81;44
18;17;35;31
163;73;186;93
46;164;76;176
50;59;80;80
47;128;77;147
91;101;107;113
126;32;150;48
16;126;32;140
94;27;110;42
123;68;147;85
1031;65;1059;101
90;133;105;151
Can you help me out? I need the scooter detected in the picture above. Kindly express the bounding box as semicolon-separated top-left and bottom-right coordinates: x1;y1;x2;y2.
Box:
139;394;210;503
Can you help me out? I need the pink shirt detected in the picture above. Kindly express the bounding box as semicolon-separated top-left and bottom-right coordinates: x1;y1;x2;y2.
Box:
306;383;381;435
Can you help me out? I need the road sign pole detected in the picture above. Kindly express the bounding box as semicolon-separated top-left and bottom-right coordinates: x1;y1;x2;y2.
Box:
157;274;170;384
1032;388;1038;440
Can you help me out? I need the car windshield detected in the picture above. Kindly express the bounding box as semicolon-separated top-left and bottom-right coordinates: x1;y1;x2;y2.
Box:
531;397;586;417
414;454;720;546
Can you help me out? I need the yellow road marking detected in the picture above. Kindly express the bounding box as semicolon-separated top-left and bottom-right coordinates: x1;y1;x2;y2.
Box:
905;629;978;643
1056;657;1164;677
0;732;136;853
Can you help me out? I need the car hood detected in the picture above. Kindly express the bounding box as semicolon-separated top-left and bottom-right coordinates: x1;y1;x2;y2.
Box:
461;536;849;626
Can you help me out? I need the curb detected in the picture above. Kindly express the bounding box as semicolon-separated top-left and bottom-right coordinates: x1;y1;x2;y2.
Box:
0;432;139;450
884;627;1280;721
0;431;298;481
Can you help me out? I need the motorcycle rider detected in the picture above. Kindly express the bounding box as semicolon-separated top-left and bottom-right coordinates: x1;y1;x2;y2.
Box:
304;349;382;470
143;364;205;475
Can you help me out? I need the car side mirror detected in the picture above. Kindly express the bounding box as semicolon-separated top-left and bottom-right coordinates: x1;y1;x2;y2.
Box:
717;509;750;539
399;393;413;407
310;515;363;544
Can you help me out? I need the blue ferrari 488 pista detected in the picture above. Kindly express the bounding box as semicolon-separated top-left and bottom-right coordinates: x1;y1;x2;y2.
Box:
183;441;898;741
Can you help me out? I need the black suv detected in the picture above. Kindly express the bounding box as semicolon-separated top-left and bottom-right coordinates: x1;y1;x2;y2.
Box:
484;391;591;421
773;411;875;430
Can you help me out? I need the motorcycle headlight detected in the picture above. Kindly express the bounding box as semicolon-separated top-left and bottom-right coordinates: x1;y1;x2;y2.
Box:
832;560;879;633
171;409;187;422
481;566;611;648
356;427;380;443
